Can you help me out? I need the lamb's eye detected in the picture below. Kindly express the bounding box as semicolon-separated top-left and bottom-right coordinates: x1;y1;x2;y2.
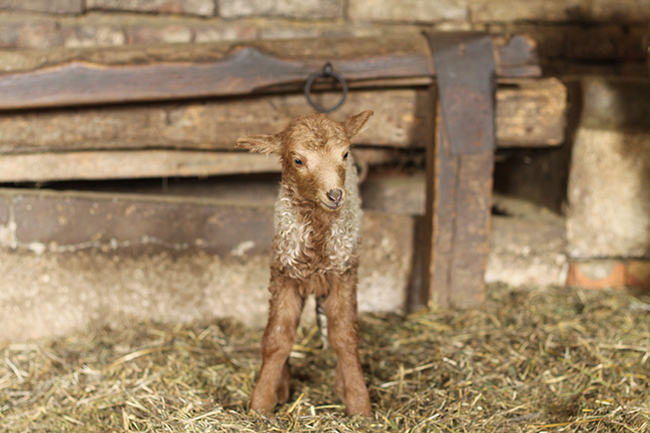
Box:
343;152;349;160
294;158;303;166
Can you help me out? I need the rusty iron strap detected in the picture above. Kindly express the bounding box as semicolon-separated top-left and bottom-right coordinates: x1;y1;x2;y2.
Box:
425;32;497;155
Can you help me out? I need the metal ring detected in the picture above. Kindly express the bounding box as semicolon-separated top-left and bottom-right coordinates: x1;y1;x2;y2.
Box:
304;63;348;113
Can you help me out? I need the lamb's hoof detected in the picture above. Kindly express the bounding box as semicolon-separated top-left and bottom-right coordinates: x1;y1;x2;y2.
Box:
276;384;290;405
249;405;273;417
249;393;276;417
344;398;372;417
345;407;373;418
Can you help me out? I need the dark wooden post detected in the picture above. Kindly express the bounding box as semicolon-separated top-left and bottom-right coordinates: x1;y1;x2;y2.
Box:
422;32;497;308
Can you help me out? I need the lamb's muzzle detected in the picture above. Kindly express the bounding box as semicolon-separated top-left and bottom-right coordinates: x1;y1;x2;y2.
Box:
326;188;343;207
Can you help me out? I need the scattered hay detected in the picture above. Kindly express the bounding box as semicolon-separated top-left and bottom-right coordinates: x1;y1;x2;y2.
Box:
1;284;649;432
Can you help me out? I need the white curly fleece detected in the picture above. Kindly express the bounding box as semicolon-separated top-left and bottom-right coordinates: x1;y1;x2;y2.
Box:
273;156;362;276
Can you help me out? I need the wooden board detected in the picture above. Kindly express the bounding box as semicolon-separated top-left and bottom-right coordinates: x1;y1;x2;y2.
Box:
0;80;566;155
496;78;567;147
0;33;540;110
0;148;421;182
0;150;282;182
421;100;494;309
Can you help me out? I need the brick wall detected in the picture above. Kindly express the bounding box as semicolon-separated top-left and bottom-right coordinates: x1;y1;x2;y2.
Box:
0;0;648;49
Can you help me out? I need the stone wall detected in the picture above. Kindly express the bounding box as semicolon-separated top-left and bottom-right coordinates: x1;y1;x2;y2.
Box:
0;0;648;340
0;0;648;50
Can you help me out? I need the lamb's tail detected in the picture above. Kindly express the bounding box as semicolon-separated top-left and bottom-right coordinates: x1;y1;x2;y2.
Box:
315;296;329;350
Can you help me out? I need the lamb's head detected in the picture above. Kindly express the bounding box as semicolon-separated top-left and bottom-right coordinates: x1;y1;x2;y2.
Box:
237;110;373;212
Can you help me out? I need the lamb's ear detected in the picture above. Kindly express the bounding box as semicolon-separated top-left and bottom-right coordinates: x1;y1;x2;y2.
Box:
235;134;282;155
342;110;374;138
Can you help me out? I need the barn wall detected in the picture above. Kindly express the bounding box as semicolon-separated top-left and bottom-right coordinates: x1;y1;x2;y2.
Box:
0;0;648;50
1;0;649;340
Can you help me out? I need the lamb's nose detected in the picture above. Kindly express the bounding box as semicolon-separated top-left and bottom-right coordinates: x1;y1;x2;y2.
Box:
327;189;343;205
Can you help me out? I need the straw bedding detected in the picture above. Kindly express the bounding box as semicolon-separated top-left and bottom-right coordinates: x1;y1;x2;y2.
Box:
1;283;649;432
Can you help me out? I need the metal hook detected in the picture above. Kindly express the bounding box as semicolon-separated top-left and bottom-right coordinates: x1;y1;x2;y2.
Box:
304;62;348;113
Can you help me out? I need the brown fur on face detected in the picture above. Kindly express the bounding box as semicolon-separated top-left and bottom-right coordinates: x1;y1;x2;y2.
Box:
236;110;374;417
237;111;373;212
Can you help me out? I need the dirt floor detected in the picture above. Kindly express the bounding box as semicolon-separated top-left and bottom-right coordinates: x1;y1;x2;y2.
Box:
1;283;649;432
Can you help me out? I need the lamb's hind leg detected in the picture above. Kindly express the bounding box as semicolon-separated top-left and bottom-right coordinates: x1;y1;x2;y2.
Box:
250;278;304;415
325;274;372;416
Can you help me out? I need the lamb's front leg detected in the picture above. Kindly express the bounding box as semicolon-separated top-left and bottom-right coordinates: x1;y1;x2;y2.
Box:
325;273;372;417
250;278;304;415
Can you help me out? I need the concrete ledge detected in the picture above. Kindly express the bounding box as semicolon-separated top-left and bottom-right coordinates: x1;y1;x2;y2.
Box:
0;185;568;342
0;187;413;341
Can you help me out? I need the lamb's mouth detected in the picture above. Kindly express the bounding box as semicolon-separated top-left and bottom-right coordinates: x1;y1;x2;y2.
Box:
319;200;344;211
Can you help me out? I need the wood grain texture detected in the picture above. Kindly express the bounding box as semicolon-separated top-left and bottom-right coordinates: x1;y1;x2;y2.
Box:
423;102;459;308
423;101;493;308
447;151;493;307
0;148;411;182
496;78;567;146
0;35;432;110
0;150;282;182
0;33;541;110
0;82;566;154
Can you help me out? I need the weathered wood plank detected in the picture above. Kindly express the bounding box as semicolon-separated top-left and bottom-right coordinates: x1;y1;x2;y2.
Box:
422;101;459;308
423;103;493;309
496;78;567;147
0;147;422;182
0;33;540;110
0;81;566;154
0;35;432;110
493;34;542;78
0;150;281;182
0;90;428;153
448;151;493;307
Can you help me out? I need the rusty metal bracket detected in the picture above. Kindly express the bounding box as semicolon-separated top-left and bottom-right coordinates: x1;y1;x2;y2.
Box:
427;32;496;156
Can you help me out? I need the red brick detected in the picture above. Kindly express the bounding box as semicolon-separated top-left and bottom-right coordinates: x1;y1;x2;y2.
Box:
627;260;650;289
567;260;626;289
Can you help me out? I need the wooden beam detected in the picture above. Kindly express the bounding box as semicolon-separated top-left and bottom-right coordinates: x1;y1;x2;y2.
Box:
421;32;496;309
0;80;566;155
0;33;540;110
423;102;493;309
0;35;432;110
496;78;567;147
0;150;281;182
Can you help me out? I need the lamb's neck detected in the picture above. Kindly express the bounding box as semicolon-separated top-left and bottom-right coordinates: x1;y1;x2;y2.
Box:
279;184;340;227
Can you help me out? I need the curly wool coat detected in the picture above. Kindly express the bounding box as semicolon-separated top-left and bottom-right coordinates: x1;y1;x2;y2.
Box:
272;154;362;294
